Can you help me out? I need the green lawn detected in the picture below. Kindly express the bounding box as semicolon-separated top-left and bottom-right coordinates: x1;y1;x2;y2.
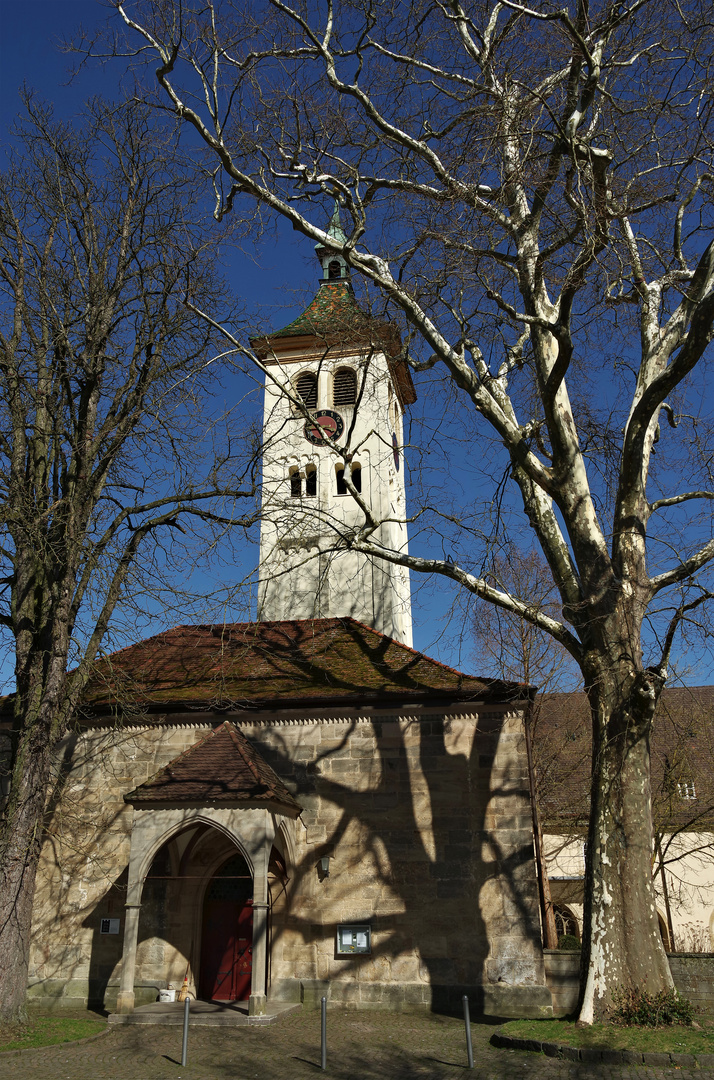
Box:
501;1017;714;1055
0;1016;106;1053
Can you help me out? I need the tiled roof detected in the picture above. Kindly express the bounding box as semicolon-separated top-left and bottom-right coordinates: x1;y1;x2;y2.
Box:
125;721;300;812
534;687;714;831
251;282;417;406
80;617;528;713
269;281;369;340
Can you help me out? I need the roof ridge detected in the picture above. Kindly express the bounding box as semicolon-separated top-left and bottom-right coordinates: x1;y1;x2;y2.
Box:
226;723;266;787
333;615;530;688
136;722;226;789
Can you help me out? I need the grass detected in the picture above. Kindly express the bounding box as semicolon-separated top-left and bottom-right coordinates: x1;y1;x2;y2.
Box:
0;1016;105;1053
501;1016;714;1055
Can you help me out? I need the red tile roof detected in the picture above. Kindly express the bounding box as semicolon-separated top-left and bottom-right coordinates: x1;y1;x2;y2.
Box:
81;618;528;713
125;721;300;812
534;688;714;831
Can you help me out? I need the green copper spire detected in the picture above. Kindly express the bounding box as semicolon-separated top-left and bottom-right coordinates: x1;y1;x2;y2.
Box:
315;200;350;282
316;199;348;252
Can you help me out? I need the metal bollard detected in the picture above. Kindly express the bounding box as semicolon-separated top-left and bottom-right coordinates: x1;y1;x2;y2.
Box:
321;994;327;1070
462;994;474;1069
181;994;190;1067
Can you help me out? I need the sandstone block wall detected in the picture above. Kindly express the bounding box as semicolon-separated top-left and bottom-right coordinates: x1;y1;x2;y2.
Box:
28;707;551;1016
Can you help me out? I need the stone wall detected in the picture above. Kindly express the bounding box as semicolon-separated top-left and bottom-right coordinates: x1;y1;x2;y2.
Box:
28;707;551;1017
543;950;714;1016
668;954;714;1017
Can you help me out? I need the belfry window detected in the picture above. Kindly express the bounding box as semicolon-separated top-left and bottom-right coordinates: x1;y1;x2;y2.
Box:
335;463;361;495
289;468;301;498
333;367;356;407
328;260;342;280
351;464;362;493
305;465;317;497
296;372;318;410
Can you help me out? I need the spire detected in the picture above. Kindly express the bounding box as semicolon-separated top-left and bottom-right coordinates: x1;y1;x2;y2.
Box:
315;199;350;284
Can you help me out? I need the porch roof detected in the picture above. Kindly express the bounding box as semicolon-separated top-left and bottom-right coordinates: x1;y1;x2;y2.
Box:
125;721;301;814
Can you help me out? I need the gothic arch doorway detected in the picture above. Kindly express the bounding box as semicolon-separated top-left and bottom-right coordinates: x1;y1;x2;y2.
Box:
199;851;253;1002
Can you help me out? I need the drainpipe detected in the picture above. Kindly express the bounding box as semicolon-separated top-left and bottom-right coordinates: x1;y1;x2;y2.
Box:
525;694;559;950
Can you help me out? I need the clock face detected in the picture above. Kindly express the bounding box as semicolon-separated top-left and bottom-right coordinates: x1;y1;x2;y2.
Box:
304;409;345;445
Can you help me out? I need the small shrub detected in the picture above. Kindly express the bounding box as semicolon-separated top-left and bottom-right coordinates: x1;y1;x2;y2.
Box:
612;986;694;1027
558;933;581;950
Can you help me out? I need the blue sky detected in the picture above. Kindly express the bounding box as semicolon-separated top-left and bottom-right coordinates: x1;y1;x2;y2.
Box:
0;0;486;676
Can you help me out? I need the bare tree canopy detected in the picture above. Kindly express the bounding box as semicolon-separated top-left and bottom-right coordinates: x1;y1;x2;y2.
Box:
0;96;258;1021
102;0;714;1021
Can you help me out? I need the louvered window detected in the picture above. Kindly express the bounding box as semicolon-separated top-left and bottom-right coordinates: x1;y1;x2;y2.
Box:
305;465;317;497
296;372;318;409
290;469;301;498
333;367;356;407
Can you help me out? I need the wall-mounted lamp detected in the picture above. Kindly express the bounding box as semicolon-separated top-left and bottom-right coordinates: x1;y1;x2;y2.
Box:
319;855;331;879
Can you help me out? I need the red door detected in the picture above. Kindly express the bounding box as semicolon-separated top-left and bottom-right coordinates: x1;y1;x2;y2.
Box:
200;855;253;1001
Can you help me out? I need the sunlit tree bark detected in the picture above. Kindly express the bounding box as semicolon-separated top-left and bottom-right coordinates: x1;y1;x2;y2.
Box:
104;0;714;1020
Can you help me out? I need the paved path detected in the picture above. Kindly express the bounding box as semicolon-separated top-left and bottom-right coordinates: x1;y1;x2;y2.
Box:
0;1009;709;1080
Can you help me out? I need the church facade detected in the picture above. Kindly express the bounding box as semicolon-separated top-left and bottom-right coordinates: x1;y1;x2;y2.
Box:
13;209;553;1019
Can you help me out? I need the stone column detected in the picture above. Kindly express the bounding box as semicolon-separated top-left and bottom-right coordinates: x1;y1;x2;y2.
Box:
249;814;272;1016
249;899;270;1015
115;839;145;1015
115;894;142;1013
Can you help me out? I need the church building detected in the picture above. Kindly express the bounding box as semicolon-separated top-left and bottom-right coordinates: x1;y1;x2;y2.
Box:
14;209;552;1020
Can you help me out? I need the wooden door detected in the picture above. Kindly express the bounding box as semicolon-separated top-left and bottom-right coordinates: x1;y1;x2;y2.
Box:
200;854;253;1002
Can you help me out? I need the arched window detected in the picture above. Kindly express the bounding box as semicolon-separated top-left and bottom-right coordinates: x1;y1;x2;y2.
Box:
305;465;317;497
351;463;362;493
553;905;580;941
289;468;301;498
295;372;317;409
335;463;361;495
328;259;342;280
333;367;356;407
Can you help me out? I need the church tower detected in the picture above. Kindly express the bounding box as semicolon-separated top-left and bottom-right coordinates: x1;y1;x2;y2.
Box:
252;205;415;646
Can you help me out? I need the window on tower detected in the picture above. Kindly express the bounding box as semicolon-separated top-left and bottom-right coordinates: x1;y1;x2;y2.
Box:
295;372;318;410
351;463;362;493
333;367;356;407
328;260;342;280
335;463;361;495
289;468;302;498
305;465;317;497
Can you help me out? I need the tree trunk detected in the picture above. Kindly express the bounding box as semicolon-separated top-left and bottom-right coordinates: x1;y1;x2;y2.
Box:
0;723;54;1022
578;662;673;1023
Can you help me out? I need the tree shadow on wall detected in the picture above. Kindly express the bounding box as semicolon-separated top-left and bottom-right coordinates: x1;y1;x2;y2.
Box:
245;637;543;1017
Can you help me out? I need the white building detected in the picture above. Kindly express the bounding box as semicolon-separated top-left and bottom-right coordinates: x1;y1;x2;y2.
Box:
535;689;714;953
252;205;415;645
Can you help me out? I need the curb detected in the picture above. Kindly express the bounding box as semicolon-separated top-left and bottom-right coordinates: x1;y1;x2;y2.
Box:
491;1032;714;1067
0;1024;110;1058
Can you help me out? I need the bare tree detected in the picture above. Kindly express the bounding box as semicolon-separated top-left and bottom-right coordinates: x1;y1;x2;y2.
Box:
102;0;714;1020
0;97;258;1022
471;546;579;691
